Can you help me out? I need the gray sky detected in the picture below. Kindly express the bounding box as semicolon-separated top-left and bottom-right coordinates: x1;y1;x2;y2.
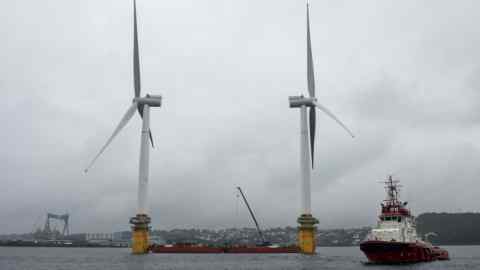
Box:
1;0;479;234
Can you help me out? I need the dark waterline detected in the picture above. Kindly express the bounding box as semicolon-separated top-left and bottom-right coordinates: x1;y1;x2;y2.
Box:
0;246;478;270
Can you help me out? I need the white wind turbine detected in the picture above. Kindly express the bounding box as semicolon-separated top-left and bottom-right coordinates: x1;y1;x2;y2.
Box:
84;0;161;219
289;3;354;220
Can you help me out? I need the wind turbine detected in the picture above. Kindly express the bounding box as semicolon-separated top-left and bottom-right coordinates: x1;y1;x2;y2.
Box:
288;2;354;254
84;0;161;254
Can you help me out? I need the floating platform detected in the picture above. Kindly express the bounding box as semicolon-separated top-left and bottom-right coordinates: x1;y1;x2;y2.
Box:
225;245;299;253
149;243;299;254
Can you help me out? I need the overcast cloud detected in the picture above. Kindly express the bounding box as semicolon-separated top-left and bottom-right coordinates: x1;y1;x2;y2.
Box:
1;0;479;234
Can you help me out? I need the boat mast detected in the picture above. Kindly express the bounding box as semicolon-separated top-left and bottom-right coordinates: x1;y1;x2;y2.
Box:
236;187;268;245
384;175;401;206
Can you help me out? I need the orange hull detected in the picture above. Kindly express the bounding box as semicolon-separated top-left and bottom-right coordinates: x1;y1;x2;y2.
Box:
149;244;299;254
226;246;299;253
150;244;224;253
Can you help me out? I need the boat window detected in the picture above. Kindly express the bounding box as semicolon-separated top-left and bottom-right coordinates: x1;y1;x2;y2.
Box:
398;217;402;222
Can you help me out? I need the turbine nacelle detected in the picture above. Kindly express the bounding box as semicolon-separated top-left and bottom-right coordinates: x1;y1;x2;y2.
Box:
134;94;162;107
290;94;355;138
289;96;317;108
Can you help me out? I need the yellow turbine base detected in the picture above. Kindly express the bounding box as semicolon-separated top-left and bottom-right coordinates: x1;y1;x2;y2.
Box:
131;229;149;254
298;226;316;254
297;214;318;254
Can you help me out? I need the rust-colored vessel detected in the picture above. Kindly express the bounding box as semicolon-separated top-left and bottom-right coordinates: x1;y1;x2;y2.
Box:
149;244;225;253
149;187;301;254
225;245;299;253
149;243;299;254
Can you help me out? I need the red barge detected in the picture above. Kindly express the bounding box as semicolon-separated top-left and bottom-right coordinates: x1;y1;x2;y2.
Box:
360;176;449;264
149;243;299;254
149;187;299;254
225;245;298;253
149;243;224;253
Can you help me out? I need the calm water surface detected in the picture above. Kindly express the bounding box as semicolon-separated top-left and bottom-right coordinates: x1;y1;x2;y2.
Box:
0;246;478;270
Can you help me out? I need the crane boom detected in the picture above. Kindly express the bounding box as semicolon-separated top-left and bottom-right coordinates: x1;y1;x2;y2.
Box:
236;186;268;245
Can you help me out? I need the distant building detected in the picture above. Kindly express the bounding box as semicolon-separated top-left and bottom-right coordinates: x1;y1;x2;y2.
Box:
86;233;113;241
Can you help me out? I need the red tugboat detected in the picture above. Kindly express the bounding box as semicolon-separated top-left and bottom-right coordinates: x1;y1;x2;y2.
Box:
360;176;449;264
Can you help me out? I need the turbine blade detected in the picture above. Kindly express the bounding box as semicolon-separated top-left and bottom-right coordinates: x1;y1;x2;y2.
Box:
137;104;152;147
133;0;141;98
137;103;144;117
315;102;355;138
84;102;137;173
306;3;315;98
149;129;154;148
309;106;316;168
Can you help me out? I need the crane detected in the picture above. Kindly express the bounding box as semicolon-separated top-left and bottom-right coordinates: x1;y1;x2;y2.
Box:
236;186;270;246
44;213;70;236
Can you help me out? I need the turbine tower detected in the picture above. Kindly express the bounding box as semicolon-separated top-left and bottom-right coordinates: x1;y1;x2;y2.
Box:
289;3;354;254
84;0;161;254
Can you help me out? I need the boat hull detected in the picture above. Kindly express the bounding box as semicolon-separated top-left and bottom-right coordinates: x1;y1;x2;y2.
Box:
149;244;299;254
150;245;224;253
225;246;299;253
360;240;448;264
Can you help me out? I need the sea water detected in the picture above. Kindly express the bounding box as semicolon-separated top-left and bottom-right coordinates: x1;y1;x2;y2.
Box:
0;246;479;270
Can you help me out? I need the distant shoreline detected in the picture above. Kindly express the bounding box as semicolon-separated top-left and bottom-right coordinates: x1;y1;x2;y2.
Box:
2;212;479;247
2;244;480;248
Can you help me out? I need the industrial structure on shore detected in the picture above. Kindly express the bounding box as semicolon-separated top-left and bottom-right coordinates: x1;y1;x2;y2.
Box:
33;213;70;240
